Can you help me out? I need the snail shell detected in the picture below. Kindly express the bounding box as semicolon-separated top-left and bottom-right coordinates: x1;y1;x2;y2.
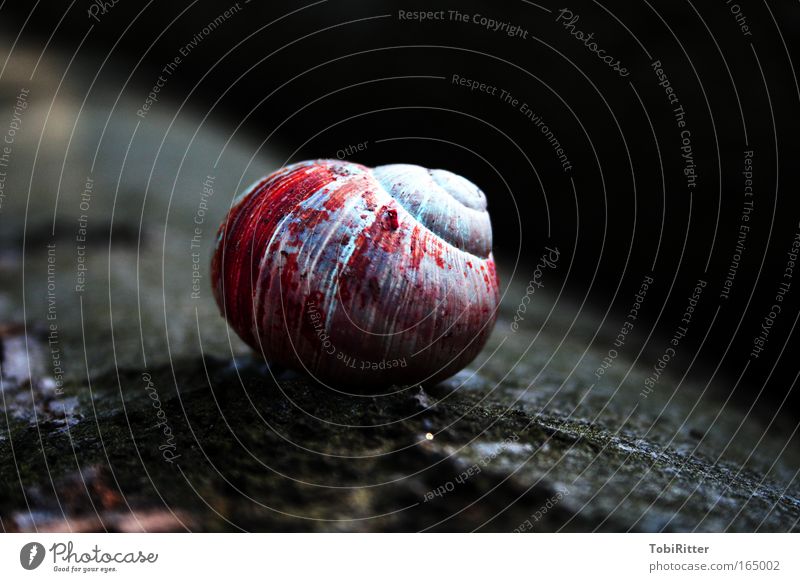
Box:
211;160;499;389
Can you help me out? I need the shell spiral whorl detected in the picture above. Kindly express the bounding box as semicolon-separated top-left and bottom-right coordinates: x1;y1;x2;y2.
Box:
211;159;500;389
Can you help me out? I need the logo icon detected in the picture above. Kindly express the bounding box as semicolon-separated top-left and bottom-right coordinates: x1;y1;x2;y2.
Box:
20;542;45;570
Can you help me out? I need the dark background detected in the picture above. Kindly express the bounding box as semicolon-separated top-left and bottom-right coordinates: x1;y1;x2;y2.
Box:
2;0;799;417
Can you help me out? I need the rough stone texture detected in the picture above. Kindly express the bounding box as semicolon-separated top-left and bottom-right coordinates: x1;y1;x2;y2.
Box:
2;339;799;532
1;74;799;532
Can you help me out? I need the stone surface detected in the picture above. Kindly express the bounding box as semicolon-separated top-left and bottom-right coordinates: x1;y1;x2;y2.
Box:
1;78;798;532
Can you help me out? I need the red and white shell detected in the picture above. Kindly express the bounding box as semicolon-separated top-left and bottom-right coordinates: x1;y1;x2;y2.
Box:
211;159;500;389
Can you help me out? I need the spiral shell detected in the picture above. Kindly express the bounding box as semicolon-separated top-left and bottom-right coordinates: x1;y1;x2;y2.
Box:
211;159;499;389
